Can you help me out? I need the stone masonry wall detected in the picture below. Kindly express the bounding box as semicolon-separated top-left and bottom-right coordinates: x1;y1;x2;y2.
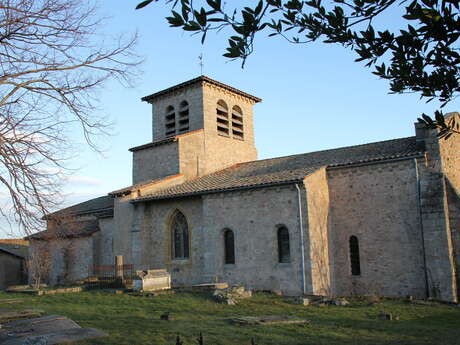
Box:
150;83;204;140
201;185;305;295
416;122;458;302
135;185;307;295
132;141;180;184
139;197;204;286
0;252;24;289
113;196;135;265
178;130;206;178
31;235;94;285
95;217;114;266
202;82;258;174
327;159;427;298
438;113;460;299
304;168;331;296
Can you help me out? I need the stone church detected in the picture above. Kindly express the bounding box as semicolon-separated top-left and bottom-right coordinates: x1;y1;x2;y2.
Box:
29;76;460;302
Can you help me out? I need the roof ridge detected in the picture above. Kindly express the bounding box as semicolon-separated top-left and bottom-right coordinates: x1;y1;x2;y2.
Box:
141;75;262;103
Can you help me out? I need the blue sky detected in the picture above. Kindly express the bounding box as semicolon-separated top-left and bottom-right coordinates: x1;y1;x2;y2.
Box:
1;1;458;238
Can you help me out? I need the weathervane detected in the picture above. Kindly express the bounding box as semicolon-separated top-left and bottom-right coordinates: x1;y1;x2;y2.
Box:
198;53;204;75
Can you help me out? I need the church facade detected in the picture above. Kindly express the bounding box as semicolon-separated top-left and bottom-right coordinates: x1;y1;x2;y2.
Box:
29;76;460;302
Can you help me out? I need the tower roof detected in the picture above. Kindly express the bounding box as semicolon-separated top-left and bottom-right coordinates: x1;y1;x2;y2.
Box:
141;76;262;103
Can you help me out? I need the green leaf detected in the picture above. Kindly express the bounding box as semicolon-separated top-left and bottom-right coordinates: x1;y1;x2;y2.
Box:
136;0;155;10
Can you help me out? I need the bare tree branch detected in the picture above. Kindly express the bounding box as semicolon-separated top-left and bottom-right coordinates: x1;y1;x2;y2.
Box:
0;0;142;236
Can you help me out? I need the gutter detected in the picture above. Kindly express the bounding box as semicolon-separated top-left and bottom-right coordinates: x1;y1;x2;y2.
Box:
328;154;425;170
295;183;307;295
130;180;303;204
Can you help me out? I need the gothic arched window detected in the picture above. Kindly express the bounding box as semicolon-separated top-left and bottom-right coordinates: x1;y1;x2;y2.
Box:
165;105;176;137
231;105;244;140
216;100;229;136
224;229;235;264
171;211;189;259
349;235;361;276
277;226;291;263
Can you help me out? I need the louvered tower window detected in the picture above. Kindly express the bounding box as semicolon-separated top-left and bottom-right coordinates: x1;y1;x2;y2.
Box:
165;105;175;137
231;105;244;140
216;100;229;136
178;100;189;133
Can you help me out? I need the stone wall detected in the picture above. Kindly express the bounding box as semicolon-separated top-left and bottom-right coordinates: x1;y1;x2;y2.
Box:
64;236;93;282
150;83;204;140
438;113;460;299
113;197;135;264
0;252;24;289
134;80;259;185
178;130;206;178
327;159;427;298
202;82;258;174
139;197;205;286
200;185;303;295
304;168;331;296
134;185;306;295
95;217;114;266
132;141;180;184
415;122;458;302
29;235;94;286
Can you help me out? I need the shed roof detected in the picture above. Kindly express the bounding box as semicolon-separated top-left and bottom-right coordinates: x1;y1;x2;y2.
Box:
0;240;29;259
0;246;27;259
45;195;114;219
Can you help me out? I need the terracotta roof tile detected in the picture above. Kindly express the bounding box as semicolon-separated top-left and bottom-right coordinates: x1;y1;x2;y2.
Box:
133;136;424;203
45;196;114;219
141;76;262;103
28;219;100;240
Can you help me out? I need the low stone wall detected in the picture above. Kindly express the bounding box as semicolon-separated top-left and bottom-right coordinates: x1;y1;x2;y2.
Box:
7;286;84;295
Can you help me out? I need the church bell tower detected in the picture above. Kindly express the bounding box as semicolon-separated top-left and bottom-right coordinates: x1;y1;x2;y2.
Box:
129;76;261;184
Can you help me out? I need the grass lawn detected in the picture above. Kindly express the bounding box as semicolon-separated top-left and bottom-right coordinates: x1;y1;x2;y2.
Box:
1;291;459;345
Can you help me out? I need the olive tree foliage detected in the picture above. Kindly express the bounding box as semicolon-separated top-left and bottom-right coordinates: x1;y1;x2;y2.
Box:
136;0;460;138
0;0;140;236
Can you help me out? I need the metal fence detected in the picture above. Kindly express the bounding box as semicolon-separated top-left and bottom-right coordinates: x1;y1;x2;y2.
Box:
86;264;135;289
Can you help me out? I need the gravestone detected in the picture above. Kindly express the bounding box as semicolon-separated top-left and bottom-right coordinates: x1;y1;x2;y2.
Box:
133;269;171;292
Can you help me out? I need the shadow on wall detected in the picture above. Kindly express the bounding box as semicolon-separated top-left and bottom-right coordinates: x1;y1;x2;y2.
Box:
445;178;460;300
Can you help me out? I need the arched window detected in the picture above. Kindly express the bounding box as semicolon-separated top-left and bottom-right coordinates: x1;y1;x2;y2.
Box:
224;229;235;264
349;236;361;276
277;226;291;263
165;105;175;137
216;100;229;136
171;211;189;259
231;105;244;140
178;101;189;133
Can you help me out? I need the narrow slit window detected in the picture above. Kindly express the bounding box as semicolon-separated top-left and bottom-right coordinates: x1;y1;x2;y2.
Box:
277;226;291;263
231;105;244;140
165;105;176;137
224;229;235;264
349;236;361;276
216;100;229;136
